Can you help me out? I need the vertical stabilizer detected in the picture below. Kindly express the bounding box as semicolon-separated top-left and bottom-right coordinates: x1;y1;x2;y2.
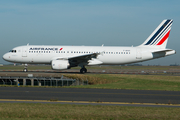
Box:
140;19;173;48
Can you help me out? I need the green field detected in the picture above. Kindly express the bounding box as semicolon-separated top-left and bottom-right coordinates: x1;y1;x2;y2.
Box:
1;73;180;91
1;65;180;91
63;74;180;91
0;103;179;120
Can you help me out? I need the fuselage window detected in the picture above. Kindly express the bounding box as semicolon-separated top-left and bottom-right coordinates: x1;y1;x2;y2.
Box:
111;52;113;54
67;51;69;53
71;51;73;53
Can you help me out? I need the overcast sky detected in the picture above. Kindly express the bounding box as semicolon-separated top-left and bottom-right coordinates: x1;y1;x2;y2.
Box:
0;0;180;65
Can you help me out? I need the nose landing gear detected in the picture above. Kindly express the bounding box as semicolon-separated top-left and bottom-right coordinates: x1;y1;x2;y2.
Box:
23;64;28;72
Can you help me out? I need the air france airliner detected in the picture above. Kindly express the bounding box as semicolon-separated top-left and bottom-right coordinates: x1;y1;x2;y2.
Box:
3;19;175;73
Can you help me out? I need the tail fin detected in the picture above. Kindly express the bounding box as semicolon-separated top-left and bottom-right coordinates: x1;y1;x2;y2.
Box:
140;19;173;48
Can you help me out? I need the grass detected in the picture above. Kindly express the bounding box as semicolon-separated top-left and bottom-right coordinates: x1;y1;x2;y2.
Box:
63;74;180;91
0;103;180;120
1;65;180;91
0;73;180;91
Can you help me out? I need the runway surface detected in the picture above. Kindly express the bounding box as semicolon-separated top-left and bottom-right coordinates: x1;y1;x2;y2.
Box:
0;87;180;107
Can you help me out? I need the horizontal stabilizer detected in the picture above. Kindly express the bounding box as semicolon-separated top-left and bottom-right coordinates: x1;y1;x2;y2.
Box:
152;49;175;53
152;49;176;58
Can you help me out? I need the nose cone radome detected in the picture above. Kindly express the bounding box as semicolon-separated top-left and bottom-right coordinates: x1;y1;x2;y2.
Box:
3;53;9;61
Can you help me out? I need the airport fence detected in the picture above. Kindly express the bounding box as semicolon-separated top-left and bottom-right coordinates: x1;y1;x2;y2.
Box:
0;76;88;87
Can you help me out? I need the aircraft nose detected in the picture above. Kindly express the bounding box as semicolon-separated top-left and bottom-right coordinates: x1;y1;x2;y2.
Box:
3;53;9;61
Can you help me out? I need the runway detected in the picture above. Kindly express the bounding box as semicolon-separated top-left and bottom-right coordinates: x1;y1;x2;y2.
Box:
0;87;180;107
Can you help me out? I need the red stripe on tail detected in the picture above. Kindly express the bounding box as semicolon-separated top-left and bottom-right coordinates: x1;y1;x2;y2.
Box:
157;30;170;45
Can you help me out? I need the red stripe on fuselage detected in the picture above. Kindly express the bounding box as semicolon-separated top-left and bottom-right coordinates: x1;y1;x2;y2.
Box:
157;30;170;45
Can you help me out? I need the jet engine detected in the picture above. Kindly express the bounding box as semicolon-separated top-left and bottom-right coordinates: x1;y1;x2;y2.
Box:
51;60;70;70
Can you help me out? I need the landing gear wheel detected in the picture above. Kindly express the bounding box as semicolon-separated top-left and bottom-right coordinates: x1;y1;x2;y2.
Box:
23;64;28;72
23;68;28;72
84;68;87;73
80;69;84;74
80;67;87;74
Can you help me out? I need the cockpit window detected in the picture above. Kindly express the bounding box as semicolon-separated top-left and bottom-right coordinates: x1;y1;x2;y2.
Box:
9;50;16;53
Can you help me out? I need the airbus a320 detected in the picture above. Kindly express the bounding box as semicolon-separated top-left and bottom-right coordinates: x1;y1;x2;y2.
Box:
3;19;175;73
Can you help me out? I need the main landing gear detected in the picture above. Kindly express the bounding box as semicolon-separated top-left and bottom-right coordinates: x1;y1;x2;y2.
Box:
80;66;87;74
23;64;28;72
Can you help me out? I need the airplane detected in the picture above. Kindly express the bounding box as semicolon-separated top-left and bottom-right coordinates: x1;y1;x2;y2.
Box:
3;19;175;73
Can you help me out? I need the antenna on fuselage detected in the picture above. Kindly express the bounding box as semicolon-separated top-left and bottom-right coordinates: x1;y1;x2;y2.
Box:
27;43;29;46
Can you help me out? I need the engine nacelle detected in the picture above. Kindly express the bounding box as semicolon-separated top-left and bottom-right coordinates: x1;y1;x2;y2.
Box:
51;60;70;70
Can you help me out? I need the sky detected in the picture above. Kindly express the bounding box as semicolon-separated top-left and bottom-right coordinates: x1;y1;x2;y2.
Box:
0;0;180;65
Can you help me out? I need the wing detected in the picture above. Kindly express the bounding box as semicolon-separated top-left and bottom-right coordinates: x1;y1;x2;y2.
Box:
68;53;103;67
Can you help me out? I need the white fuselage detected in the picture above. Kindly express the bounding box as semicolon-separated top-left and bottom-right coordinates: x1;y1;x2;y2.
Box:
3;45;162;65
